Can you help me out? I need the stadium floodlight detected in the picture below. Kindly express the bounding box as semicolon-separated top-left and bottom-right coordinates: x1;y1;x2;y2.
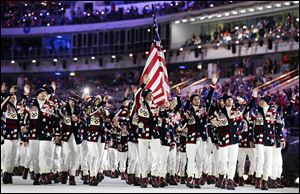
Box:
198;45;202;49
175;20;180;24
70;72;76;77
32;60;36;63
240;9;246;13
217;14;222;18
83;87;90;95
190;18;195;22
91;56;95;60
53;58;58;62
179;48;183;51
11;60;15;64
257;7;263;11
182;19;188;23
266;5;272;9
73;57;78;62
249;8;255;12
112;55;116;59
197;64;202;70
232;10;238;15
275;3;281;7
224;12;230;16
284;2;291;6
129;53;133;57
145;51;149;55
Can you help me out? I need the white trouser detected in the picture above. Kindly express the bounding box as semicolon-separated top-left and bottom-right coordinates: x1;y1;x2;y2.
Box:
196;138;209;177
118;151;128;173
271;147;283;180
87;140;105;177
179;152;187;177
255;144;274;181
24;139;40;173
175;150;180;175
80;140;90;176
211;145;219;177
52;145;62;173
237;147;256;177
101;149;110;172
127;142;140;177
109;148;118;171
138;138;161;178
186;143;197;178
14;140;21;167
1;141;5;169
39;140;55;174
2;140;18;173
206;138;216;176
19;143;28;167
61;134;81;176
218;143;239;180
167;145;177;175
159;145;170;177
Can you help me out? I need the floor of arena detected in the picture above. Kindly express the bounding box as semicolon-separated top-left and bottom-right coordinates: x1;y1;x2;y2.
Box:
1;176;298;193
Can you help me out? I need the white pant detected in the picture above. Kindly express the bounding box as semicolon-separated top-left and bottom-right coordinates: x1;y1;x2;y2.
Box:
14;140;21;167
52;145;62;173
2;140;18;173
255;144;274;181
167;145;177;175
118;151;128;173
127;142;140;177
109;148;118;171
159;145;170;177
24;140;40;173
175;150;180;175
186;143;197;178
271;147;283;180
206;138;218;176
196;138;209;177
218;144;239;180
178;152;187;177
80;140;90;176
100;149;110;172
237;147;256;177
138;138;161;178
61;134;81;176
39;140;55;174
87;140;105;177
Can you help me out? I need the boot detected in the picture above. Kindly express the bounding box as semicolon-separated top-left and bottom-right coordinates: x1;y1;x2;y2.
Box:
22;168;29;180
30;171;35;180
239;176;244;186
207;175;216;185
216;175;224;188
221;178;227;189
2;172;10;184
152;176;159;188
166;173;170;184
60;172;68;184
233;180;238;187
261;180;269;190
248;175;255;185
169;175;178;185
40;173;48;185
133;177;141;186
33;174;40;185
276;178;284;188
200;173;208;185
111;170;118;179
53;173;60;183
255;178;262;189
126;174;134;185
121;172;126;180
47;173;52;184
194;178;201;189
180;176;185;184
140;178;148;188
89;176;98;186
69;176;76;185
159;177;166;187
186;177;194;188
83;175;90;185
227;179;235;190
8;173;13;184
97;173;104;183
269;179;277;189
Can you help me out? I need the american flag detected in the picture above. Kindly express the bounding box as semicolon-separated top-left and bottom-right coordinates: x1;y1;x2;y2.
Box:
138;10;170;106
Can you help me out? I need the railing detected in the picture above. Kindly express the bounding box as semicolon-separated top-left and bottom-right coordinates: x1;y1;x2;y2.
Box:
257;69;299;92
267;75;299;94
